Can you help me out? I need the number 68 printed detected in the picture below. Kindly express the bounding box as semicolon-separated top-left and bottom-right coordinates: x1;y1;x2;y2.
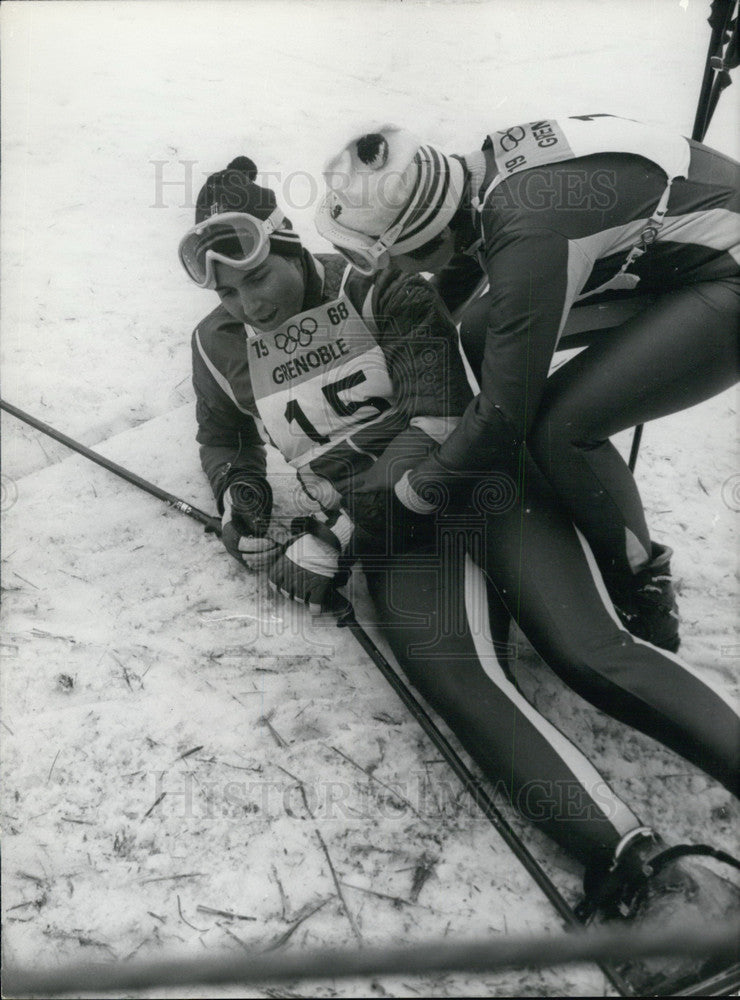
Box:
327;302;349;325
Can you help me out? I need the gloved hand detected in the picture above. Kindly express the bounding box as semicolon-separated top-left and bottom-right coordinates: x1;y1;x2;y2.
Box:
268;510;354;614
348;479;434;547
347;426;441;539
220;479;281;570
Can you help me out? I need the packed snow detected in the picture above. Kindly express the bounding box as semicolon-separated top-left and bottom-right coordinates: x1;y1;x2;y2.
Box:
1;2;738;997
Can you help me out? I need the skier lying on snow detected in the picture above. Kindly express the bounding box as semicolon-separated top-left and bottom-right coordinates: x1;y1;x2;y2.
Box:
317;114;740;656
179;157;739;993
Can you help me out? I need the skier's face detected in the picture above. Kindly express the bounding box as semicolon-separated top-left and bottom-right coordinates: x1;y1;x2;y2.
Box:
213;255;304;330
391;227;456;274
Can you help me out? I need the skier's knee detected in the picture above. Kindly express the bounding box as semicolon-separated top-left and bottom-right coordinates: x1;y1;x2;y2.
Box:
529;402;603;469
544;627;636;698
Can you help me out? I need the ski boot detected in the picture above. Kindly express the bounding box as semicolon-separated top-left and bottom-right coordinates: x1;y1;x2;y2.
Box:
579;827;740;995
612;543;681;653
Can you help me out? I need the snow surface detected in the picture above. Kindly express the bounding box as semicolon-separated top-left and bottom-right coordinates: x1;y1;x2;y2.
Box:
1;1;738;997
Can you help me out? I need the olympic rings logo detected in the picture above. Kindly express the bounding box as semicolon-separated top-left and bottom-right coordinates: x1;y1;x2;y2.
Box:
274;317;317;354
497;125;526;152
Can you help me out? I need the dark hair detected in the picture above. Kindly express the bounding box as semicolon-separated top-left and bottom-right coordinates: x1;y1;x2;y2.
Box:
226;156;258;178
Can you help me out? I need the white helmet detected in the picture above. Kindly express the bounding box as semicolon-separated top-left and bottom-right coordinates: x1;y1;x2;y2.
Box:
315;124;465;273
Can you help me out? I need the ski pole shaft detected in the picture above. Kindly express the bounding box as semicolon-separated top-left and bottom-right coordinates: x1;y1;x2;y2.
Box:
633;3;736;473
0;399;624;993
0;399;221;534
703;24;738;130
692;0;735;141
628;423;644;472
338;607;635;996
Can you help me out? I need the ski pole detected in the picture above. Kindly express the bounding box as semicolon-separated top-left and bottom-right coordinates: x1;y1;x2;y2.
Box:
2;397;630;992
702;14;739;138
691;0;736;142
627;424;643;473
632;1;736;473
0;399;222;534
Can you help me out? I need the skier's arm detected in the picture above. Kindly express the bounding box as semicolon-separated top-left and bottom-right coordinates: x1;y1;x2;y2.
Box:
191;328;269;515
192;327;281;569
408;226;590;495
428;248;486;317
367;268;472;475
347;269;474;530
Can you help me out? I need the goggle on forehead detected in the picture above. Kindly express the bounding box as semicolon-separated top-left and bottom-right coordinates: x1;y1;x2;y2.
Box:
178;209;285;289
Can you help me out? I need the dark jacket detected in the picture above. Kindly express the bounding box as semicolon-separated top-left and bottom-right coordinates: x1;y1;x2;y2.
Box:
418;126;740;490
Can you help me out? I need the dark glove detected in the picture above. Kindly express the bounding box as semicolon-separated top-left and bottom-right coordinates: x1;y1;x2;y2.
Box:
220;480;280;570
346;424;441;539
348;467;437;538
268;510;354;614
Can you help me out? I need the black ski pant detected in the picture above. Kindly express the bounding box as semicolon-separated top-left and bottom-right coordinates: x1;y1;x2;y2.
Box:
461;276;740;582
359;454;739;870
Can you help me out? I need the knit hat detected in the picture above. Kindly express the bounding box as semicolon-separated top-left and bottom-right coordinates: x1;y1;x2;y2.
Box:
195;156;302;257
315;125;465;256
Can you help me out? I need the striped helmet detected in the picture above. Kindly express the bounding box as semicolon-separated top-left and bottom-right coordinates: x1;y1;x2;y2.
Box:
316;125;465;257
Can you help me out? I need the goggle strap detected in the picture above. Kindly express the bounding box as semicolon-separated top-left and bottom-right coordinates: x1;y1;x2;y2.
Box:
360;149;437;264
368;149;429;258
335;245;376;276
263;206;286;237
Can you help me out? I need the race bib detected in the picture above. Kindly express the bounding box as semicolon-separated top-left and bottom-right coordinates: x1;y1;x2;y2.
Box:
488;119;574;182
483;115;690;201
246;295;395;468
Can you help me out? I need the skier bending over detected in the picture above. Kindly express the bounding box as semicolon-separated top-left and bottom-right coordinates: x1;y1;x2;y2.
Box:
317;114;740;655
180;157;739;993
